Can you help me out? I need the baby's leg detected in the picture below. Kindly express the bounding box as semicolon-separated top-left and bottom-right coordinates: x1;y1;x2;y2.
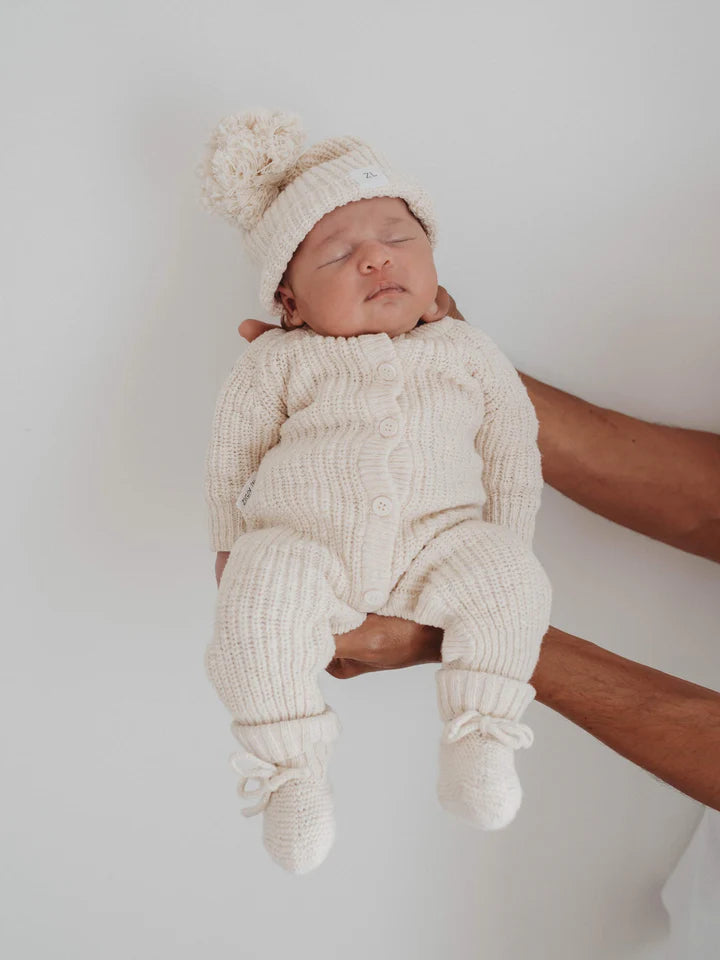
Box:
205;526;364;873
386;519;551;829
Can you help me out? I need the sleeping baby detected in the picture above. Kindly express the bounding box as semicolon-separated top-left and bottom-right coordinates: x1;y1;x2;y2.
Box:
196;108;552;875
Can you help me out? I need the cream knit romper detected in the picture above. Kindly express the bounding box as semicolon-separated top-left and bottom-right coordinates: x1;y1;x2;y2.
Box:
204;315;552;870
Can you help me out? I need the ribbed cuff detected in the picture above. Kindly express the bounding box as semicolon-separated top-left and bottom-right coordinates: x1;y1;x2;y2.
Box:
208;502;247;552
483;498;536;550
229;706;341;764
436;667;535;723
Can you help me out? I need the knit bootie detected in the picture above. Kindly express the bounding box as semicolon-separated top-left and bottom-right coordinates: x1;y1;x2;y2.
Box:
435;668;536;830
228;707;341;874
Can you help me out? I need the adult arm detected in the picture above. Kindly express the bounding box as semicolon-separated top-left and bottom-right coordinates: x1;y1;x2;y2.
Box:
328;618;720;811
518;373;720;563
534;625;720;809
441;293;720;561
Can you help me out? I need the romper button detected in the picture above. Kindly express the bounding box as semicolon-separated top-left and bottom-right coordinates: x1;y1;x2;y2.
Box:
378;363;397;380
379;417;398;437
372;496;392;516
363;589;384;608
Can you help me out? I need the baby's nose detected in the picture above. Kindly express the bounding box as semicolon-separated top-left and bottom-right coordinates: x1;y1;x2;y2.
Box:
360;243;392;269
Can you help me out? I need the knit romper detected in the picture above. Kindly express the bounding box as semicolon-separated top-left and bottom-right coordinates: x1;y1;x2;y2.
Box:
204;315;552;833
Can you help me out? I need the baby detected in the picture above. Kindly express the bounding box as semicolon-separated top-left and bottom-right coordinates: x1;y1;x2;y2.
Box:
197;109;552;874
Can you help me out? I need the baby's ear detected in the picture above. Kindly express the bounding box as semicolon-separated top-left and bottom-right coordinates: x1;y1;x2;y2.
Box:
275;284;304;330
274;283;294;313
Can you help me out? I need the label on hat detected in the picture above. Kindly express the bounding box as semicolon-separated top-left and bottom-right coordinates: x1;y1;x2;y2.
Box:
236;470;258;511
348;166;390;189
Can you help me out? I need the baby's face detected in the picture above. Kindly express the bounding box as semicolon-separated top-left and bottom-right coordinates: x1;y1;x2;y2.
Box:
275;196;438;338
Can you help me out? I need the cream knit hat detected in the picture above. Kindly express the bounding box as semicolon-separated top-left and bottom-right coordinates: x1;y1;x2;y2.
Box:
196;108;438;317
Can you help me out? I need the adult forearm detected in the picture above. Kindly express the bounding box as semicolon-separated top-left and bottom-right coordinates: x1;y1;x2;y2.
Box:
334;615;720;809
532;626;720;810
517;373;720;563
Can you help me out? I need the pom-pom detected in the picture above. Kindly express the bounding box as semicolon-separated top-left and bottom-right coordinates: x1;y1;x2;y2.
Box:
196;108;306;231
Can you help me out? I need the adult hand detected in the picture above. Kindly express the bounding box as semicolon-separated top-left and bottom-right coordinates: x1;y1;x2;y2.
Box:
237;285;465;342
326;614;442;678
326;613;720;810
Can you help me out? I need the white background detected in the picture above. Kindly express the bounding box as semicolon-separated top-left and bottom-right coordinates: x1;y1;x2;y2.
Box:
2;1;719;958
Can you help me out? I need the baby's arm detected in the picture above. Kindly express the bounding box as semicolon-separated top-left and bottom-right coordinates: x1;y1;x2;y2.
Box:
470;329;544;547
204;333;287;579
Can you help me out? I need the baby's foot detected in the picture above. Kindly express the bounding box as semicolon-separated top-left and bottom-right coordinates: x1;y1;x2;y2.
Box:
229;718;340;875
438;713;531;830
262;772;336;874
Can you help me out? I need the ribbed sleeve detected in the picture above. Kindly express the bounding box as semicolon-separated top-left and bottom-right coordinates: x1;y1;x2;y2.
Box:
468;328;543;547
204;332;287;551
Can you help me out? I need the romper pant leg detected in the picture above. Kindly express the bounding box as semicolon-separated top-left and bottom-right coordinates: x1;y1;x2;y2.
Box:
204;525;365;873
379;517;552;829
206;526;363;722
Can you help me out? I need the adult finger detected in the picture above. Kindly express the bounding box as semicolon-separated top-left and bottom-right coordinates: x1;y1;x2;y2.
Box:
325;657;382;679
419;287;445;323
238;318;281;342
435;285;451;317
445;289;466;322
333;617;385;664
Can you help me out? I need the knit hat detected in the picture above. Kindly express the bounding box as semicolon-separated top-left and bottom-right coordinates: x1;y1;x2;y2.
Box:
196;108;438;317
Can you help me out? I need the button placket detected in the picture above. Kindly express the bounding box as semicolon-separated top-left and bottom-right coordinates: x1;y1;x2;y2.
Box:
356;342;406;613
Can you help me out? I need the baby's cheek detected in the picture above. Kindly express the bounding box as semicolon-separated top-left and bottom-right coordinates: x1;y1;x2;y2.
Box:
415;254;438;290
416;270;440;308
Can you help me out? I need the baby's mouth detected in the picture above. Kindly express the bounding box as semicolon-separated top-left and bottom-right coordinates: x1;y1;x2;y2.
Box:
366;284;405;300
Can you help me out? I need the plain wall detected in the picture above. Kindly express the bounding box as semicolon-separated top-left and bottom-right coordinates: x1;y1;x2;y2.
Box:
3;1;719;958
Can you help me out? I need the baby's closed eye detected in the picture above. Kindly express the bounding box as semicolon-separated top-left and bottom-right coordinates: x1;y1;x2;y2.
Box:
321;236;414;266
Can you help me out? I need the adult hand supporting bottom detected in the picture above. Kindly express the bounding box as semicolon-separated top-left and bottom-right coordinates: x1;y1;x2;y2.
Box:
327;614;442;676
327;615;720;813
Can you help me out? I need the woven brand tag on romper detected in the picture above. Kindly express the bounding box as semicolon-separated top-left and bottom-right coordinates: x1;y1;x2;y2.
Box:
348;166;390;189
235;470;258;511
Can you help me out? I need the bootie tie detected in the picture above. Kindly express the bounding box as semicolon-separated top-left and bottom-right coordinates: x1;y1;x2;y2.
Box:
436;668;536;830
228;707;341;874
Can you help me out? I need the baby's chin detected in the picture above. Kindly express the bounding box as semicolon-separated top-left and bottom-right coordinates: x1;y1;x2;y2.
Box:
304;300;425;337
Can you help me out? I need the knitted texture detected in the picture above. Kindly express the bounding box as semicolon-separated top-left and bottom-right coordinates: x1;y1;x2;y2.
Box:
204;316;553;864
204;316;543;568
228;727;337;873
434;668;534;828
196;108;438;316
